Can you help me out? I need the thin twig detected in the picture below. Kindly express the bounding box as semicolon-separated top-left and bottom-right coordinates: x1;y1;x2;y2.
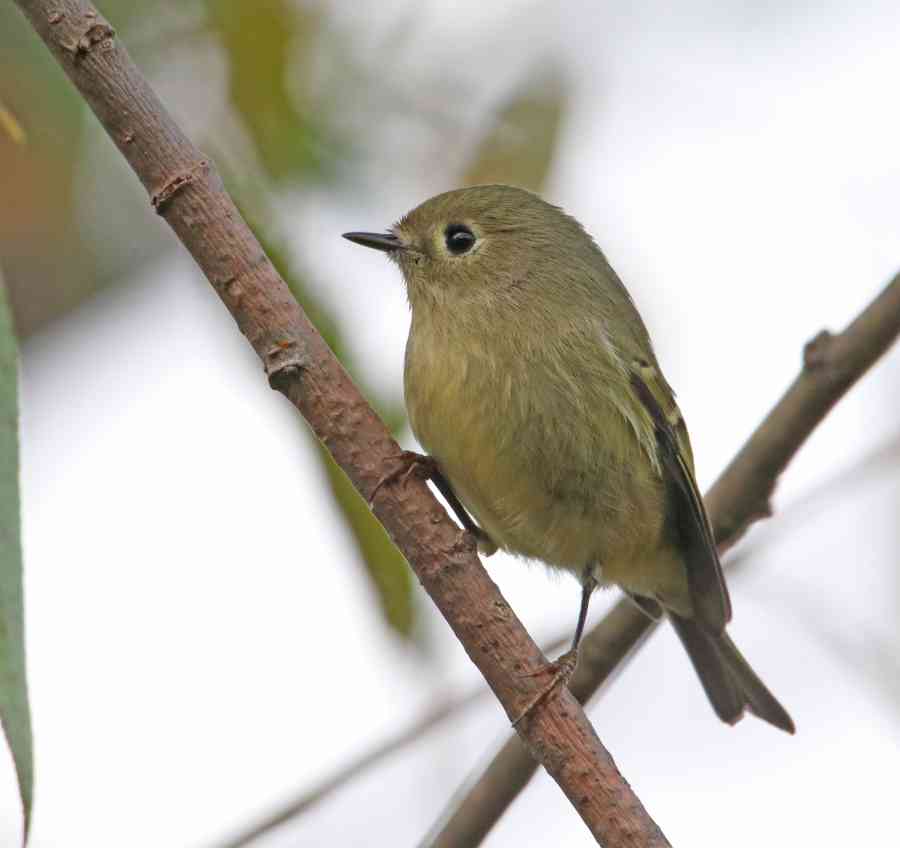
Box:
216;691;485;848
14;2;670;845
430;273;900;847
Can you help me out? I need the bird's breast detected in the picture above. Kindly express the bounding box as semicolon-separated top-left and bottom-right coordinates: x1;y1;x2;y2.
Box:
403;317;667;572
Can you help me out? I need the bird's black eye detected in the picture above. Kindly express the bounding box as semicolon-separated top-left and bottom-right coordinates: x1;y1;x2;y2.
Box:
444;223;476;255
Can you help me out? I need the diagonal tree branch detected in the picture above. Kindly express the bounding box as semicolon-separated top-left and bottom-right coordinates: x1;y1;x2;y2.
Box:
13;1;670;844
430;272;900;847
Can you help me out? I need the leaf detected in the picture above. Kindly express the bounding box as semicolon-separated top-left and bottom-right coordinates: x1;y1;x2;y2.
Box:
462;69;567;192
0;102;26;146
0;276;33;841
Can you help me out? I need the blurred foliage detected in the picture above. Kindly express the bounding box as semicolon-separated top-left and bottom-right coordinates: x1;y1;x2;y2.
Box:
0;274;32;837
205;0;341;183
0;0;184;336
1;1;566;643
463;69;566;191
0;6;89;336
0;0;183;336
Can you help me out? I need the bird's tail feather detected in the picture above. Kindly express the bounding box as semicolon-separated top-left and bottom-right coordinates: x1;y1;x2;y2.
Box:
669;613;795;734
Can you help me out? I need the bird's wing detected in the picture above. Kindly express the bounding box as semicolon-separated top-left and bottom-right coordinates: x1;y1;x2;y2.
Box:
629;362;732;632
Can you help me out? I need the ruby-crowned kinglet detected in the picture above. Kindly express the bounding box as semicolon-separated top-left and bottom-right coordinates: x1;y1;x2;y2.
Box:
345;185;793;733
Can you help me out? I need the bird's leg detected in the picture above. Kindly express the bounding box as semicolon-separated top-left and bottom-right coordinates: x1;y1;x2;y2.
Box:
570;574;596;652
368;450;497;555
430;467;497;555
511;575;597;726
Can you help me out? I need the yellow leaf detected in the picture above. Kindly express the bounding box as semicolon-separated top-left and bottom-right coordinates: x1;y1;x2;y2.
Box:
0;103;26;146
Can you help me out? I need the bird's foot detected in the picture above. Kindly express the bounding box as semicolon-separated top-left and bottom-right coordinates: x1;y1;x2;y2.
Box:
511;648;579;727
368;450;436;507
368;451;499;557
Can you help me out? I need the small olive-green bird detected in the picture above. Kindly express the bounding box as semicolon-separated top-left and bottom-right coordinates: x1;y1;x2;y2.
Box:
345;184;794;733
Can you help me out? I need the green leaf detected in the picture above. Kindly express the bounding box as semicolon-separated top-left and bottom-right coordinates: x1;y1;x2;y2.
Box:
462;69;567;192
0;277;32;840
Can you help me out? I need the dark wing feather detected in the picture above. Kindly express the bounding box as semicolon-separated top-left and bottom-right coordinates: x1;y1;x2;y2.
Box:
630;369;731;632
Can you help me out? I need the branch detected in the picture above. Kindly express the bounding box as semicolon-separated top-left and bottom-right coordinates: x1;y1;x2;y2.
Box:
431;272;900;846
13;1;670;844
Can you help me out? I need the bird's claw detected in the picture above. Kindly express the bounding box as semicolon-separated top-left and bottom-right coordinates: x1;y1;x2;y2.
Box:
369;452;499;556
368;450;436;508
511;649;579;727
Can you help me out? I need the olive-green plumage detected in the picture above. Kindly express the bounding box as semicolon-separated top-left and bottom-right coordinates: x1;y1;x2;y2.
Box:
345;184;793;733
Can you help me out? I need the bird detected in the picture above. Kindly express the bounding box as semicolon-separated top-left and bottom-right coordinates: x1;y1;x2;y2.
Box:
344;184;794;733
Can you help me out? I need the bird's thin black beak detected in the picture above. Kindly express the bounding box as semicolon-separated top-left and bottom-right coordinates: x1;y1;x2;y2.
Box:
342;231;406;253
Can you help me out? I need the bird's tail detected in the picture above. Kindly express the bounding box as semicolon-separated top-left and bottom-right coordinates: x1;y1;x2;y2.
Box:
669;613;795;734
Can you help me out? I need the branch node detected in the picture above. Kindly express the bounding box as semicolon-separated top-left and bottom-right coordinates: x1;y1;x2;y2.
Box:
803;329;835;370
151;160;210;213
65;23;114;61
265;341;310;390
